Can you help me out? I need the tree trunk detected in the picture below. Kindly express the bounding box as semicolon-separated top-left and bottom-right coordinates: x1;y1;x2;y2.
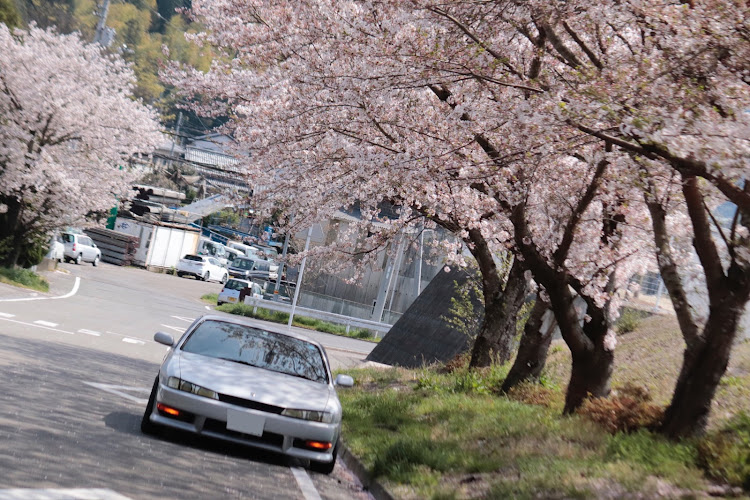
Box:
500;296;554;392
0;197;22;268
564;344;614;413
469;257;528;367
661;297;745;438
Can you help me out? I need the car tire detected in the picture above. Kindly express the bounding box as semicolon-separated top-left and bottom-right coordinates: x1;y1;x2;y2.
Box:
220;273;227;284
203;272;210;281
93;256;100;267
75;254;82;265
177;272;184;278
141;377;161;436
217;301;224;306
309;441;338;475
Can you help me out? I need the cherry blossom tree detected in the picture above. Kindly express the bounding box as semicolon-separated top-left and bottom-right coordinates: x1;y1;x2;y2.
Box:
0;24;162;267
167;0;747;434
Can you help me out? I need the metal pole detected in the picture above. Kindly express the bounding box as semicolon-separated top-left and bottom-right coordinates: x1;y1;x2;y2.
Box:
288;225;313;328
415;224;424;296
274;230;290;300
93;0;111;45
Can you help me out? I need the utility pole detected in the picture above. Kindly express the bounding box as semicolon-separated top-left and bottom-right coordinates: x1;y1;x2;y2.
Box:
168;112;183;173
93;0;113;46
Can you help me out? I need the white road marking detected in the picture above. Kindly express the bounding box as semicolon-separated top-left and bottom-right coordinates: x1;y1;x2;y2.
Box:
34;320;58;327
78;329;102;336
291;467;322;500
160;324;186;333
83;382;149;405
0;312;15;318
170;315;195;323
205;306;211;310
0;316;74;334
0;277;81;302
122;338;145;345
0;489;131;499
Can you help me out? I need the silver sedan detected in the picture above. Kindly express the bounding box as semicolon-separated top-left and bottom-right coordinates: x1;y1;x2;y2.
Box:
141;314;354;474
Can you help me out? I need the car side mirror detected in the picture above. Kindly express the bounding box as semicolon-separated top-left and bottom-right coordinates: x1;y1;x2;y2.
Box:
153;331;175;347
334;374;354;388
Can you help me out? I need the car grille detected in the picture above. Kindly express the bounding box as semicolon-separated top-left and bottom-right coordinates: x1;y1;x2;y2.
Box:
218;394;284;414
203;419;284;447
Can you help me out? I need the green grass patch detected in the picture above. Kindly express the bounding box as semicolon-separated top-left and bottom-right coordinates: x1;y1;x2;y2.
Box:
201;293;218;303
339;365;715;499
0;267;49;292
210;302;379;342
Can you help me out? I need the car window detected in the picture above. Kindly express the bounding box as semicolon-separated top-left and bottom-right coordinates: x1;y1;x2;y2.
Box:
184;255;203;262
81;237;92;246
62;233;74;243
181;320;328;383
209;258;219;266
232;258;254;270
225;280;250;291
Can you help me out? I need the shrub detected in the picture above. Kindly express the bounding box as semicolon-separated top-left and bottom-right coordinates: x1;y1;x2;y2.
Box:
0;266;49;292
697;412;750;490
578;383;664;433
615;308;646;335
506;381;558;407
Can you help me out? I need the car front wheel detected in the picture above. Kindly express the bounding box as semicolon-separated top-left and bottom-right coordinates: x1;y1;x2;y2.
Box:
309;441;338;475
141;377;161;435
93;256;100;267
203;272;210;281
75;254;82;265
220;273;228;284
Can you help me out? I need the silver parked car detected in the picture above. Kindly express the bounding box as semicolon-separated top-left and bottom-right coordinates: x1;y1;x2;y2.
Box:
217;278;263;306
61;232;101;266
141;315;354;474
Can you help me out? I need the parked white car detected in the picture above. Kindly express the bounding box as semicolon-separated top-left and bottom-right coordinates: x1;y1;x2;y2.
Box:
46;234;64;263
217;278;263;305
176;254;228;283
61;232;101;266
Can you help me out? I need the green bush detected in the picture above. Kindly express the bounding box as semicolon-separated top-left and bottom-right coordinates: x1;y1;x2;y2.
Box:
697;412;750;490
615;308;647;334
0;266;49;292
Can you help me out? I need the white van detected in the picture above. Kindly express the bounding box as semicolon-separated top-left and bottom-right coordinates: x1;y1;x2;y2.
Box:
196;238;228;266
223;247;243;266
226;241;262;259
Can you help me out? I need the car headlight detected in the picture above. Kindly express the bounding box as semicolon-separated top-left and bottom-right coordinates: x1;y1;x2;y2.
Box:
282;408;333;423
167;376;219;400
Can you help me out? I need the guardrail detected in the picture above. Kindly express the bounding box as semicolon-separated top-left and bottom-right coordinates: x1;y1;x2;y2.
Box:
242;296;392;337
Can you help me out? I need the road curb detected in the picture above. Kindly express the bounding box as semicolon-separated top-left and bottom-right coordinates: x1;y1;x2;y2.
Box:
339;441;395;500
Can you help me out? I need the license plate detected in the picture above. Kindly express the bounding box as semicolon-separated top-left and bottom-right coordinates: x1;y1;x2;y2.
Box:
227;408;265;436
228;297;237;302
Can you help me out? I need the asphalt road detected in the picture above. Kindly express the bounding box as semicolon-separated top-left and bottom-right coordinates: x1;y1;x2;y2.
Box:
0;261;377;500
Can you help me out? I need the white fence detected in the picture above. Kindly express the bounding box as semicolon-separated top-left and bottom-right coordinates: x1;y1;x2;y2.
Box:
242;296;392;337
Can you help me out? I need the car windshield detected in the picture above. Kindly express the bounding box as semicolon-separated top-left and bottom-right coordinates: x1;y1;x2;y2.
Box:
181;320;328;383
232;258;255;270
224;280;249;291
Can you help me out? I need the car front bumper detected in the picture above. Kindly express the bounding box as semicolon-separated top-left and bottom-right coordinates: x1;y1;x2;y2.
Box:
148;382;339;463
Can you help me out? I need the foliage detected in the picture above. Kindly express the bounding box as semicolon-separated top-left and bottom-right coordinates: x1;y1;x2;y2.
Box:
579;384;665;434
0;0;21;27
0;266;49;292
697;412;750;490
340;365;710;498
615;308;648;335
16;235;48;268
0;25;161;266
441;276;482;340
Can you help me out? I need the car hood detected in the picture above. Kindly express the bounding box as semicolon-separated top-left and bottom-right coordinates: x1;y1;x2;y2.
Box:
177;351;333;411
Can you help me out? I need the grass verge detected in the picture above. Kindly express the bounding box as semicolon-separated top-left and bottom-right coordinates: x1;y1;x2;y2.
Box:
0;267;49;292
200;294;379;342
338;365;734;499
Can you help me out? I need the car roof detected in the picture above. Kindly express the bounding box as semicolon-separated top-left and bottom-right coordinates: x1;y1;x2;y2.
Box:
226;278;251;284
195;314;321;346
